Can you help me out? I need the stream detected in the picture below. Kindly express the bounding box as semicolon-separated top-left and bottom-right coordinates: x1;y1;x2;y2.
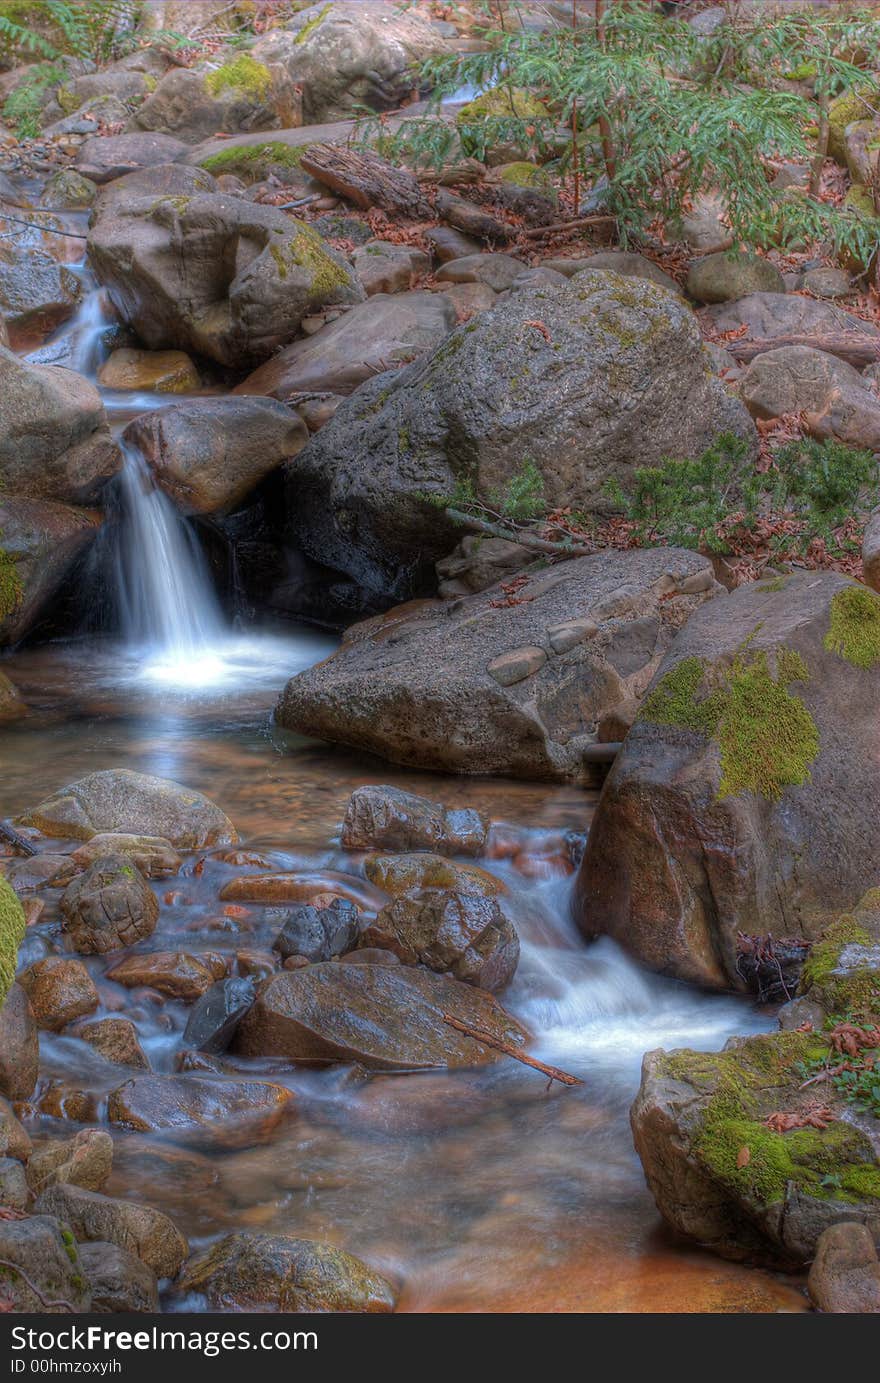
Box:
0;248;809;1313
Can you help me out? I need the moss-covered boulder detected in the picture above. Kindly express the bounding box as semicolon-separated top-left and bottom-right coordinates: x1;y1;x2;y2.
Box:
576;572;880;988
631;1027;880;1266
828;89;877;165
0;876;25;1009
135;54;299;145
87;191;363;370
456;87;550;161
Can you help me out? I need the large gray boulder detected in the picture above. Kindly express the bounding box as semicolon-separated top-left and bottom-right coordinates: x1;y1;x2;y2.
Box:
74;131;190;183
135;55;299;144
123;397;307;516
0;243;81;348
252;1;450;123
0;1214;92;1312
87;191;363;369
276;548;722;779
284;270;756;602
576;571;880;989
25;769;237;847
0;347;120;504
0;495;102;647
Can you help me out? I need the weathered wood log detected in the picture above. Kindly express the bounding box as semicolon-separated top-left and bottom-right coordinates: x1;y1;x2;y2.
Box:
725;333;880;368
298;144;434;219
435;187;512;244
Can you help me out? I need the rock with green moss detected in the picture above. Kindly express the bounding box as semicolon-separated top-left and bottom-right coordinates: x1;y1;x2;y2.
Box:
828;89;877;165
631;1027;880;1266
0;493;103;649
577;571;880;988
0;1214;92;1312
0;876;25;1009
135;52;297;145
88;192;363;370
197;139;312;185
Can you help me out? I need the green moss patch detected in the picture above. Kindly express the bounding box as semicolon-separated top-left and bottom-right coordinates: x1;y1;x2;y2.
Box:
269;225;351;297
0;544;23;625
205;55;272;101
0;875;25;1007
456;85;547;126
199;141;308;182
824;583;880;669
295;2;332;44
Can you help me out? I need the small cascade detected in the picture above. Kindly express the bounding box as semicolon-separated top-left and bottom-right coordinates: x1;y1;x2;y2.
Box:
113;441;226;683
67;287;112;378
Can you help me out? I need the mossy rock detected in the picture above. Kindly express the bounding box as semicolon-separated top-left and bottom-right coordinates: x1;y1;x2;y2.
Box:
456;86;548;127
198;140;310;184
828;88;877;164
0;876;25;1009
798;891;880;1016
204;54;272;101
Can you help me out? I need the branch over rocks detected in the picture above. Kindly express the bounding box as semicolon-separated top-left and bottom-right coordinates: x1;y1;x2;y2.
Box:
441;1012;583;1086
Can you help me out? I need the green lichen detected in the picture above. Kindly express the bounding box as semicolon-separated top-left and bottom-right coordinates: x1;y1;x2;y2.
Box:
0;875;25;1008
844;183;880;219
204;54;272;101
0;544;23;624
295;2;332;44
828;88;874;162
639;642;819;803
269;225;350;297
824;583;880;669
199;141;309;182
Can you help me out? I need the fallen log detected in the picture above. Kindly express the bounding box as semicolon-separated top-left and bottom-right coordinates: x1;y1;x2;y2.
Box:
434;187;513;244
520;214;618;240
725;332;880;368
0;820;35;857
441;1011;583;1086
298;144;434;219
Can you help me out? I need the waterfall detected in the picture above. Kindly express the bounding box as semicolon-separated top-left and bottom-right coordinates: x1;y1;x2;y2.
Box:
68;288;111;378
114;441;226;681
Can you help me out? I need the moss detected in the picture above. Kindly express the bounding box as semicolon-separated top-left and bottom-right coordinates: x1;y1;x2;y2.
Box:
784;61;817;81
838;1164;880;1201
844;183;880;219
800;915;873;992
456;85;547;126
0;875;25;1008
295;1;332;44
824;583;880;669
199;141;308;182
397;426;410;452
205;54;272;101
0;544;23;624
269;225;350;297
639;657;725;736
498;161;547;188
756;575;789;593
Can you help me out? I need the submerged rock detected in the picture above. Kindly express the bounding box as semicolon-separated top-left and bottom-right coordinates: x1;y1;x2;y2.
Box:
182;978;256;1053
105;951;221;1002
26;769;237;847
107;1074;293;1150
19;957;99;1031
177;1231;396;1312
234;960;527;1070
364;853;504;899
60;856;159;956
272;900;360;964
26;1129;114;1195
77;1017;150;1069
577;572;880;988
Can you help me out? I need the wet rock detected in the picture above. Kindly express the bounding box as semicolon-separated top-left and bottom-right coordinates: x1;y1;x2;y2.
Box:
0;246;82;349
19;957;99;1031
277;548;723;779
105;951;219;1002
61;856;159;956
283;271;755;601
177;1231;396;1312
37;1083;99;1124
0;344;120;506
272;901;359;965
70;833;182;879
0;1156;28;1210
3;854;76;892
0;670;23;722
703;292;880;363
351;240;430;296
107;1074;293;1150
0;1095;32;1163
79;1240;159;1313
0;983;39;1101
182;978;256;1053
364;853;503;899
0;495;103;648
576;572;880;988
808;1223;880;1313
341;785;487;856
687;252;785;303
26;1130;114;1195
236;291;455;400
740;345;880;449
78;1017;150;1069
0;1214;92;1312
361;889;519;992
98;348;200;394
75;132;190;183
234;960;527;1070
88;191;363;370
35;1184;187;1279
123;397;307;517
27;769;237;848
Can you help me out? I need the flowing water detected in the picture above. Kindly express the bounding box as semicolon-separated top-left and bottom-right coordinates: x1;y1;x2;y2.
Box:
0;270;809;1313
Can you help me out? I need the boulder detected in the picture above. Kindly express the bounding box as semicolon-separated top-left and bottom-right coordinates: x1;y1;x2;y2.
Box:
350;240;430;296
576;571;880;988
177;1232;396;1312
272;900;360;964
703;291;880;363
107;1073;292;1149
0;1214;92;1312
0;347;120;504
123;397;308;516
341;785;487;856
78;1241;159;1313
0;983;39;1101
234;960;527;1070
0;496;102;648
98;348;200;394
0;670;24;722
252;0;449;123
92;161;217;213
0;1096;32;1163
364;853;503;899
35;1184;187;1279
808;1223;880;1313
680;195;733;254
361;889;519;991
739;345;880;449
542;251;680;294
77;1017;150;1069
70;833;182;879
236;292;455;401
631;1028;880;1268
425;225;482;263
74;132;190;183
0;244;82;347
182;978;256;1053
60;857;159;956
19;957;99;1031
26;769;237;847
283;271;755;601
803;266;853;300
105;951;220;1002
276;548;722;780
39;169;97;210
3;854;75;893
687;252;785;303
436;253;526;293
135;57;298;144
0;1158;28;1211
26;1129;114;1195
88;192;363;369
